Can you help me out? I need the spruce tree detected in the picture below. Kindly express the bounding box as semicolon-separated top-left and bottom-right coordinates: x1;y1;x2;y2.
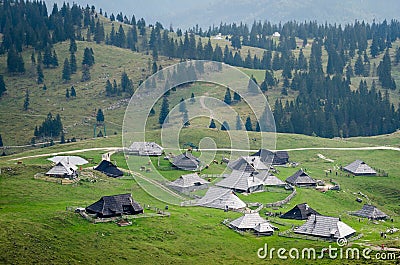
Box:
179;98;187;113
65;88;70;99
190;92;195;103
96;108;104;123
62;58;71;81
0;134;3;147
245;116;253;131
105;79;113;96
81;64;91;81
70;52;77;73
69;38;77;53
52;50;59;67
70;86;76;97
223;88;232;105
37;64;44;84
209;119;216;129
233;91;241;102
221;121;230;131
158;96;169;125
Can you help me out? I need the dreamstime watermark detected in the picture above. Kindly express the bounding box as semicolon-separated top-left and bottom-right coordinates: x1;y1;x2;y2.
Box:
122;61;276;205
257;238;399;261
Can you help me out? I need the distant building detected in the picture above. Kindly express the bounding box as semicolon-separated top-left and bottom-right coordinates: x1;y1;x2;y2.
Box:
94;160;124;178
272;32;281;38
168;173;208;194
294;214;356;239
286;169;317;187
262;174;286;186
46;161;77;179
229;213;276;236
196;186;246;211
350;204;388;220
251;149;289;166
343;160;376;176
172;152;200;171
216;170;264;193
280;203;320;220
86;193;143;218
128;142;163;156
228;156;269;172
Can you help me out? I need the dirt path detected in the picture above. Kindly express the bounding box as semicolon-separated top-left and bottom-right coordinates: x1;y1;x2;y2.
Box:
199;93;214;119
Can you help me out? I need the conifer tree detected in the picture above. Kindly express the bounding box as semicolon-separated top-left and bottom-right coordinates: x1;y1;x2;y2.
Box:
62;58;71;81
23;89;30;111
158;96;169;125
221;121;230;131
70;86;76;97
96;108;104;123
70;52;77;73
0;134;3;147
209;119;216;129
179;98;187;113
223;88;232;105
236;114;242;130
0;75;6;98
36;64;44;84
245;116;253;131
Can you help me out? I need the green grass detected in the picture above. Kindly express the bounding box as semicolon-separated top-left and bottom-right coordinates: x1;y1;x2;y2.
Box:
0;132;400;264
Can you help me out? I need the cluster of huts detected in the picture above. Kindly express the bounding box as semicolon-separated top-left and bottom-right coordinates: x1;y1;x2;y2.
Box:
44;141;387;238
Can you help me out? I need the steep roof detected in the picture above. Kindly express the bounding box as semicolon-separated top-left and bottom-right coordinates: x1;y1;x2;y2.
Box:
216;170;264;192
94;160;124;178
286;169;316;186
281;203;320;220
196;187;246;210
228;156;269;172
251;149;289;165
48;156;88;165
343;160;376;175
172;152;200;171
263;174;286;186
46;161;77;176
294;214;356;239
128;142;163;156
230;213;267;230
254;222;275;233
86;193;143;217
169;173;208;188
351;204;388;220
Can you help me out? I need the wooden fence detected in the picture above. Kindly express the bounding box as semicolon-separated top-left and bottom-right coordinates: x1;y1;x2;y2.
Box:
265;188;297;208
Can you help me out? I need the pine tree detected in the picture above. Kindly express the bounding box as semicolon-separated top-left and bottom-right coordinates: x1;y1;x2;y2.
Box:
159;96;169;125
245;116;253;131
255;121;261;132
65;88;70;99
52;50;59;67
82;47;95;66
70;86;76;97
354;55;364;76
36;64;44;84
43;47;52;68
233;115;241;131
223;88;232;105
62;58;71;81
69;38;77;53
221;121;230;131
0;75;6;97
190;92;195;103
179;98;187;113
81;64;91;81
0;134;3;147
60;131;65;144
96;108;104;123
209;119;216;129
105;79;113;96
149;107;156;116
183;111;190;127
23;89;30;111
70;52;77;73
233;91;241;102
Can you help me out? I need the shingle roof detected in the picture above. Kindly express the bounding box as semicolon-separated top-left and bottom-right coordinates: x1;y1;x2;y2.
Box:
251;149;289;165
86;193;143;217
48;156;88;165
196;187;246;210
128;142;163;156
286;169;316;186
94;160;124;178
228;156;269;172
46;161;77;176
294;214;356;239
230;213;268;230
169;173;208;188
263;174;286;186
172;152;200;171
350;204;388;220
254;222;275;233
281;203;320;220
343;160;376;175
216;170;264;192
